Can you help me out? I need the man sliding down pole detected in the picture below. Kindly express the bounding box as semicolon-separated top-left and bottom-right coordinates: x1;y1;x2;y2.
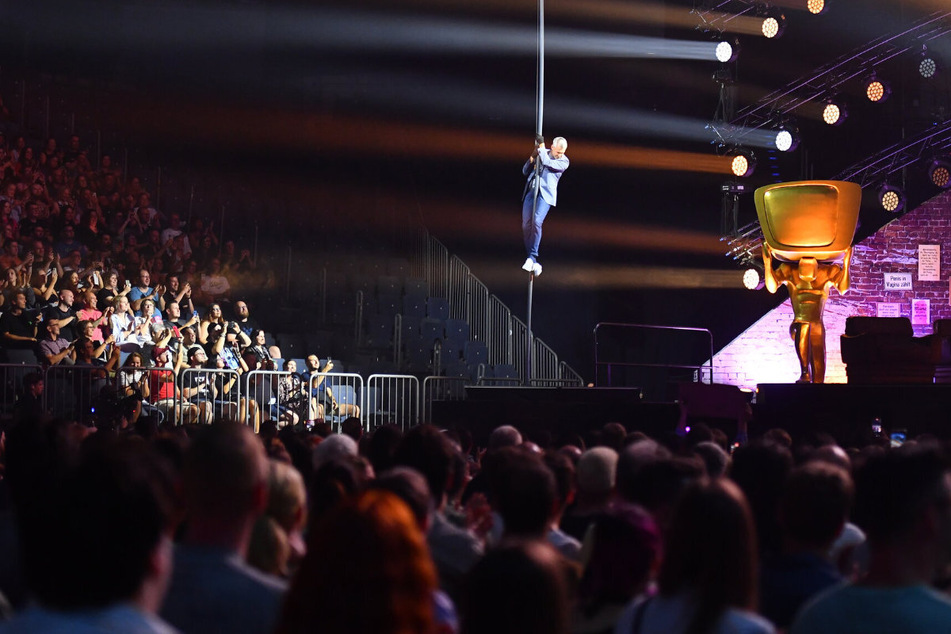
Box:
521;135;569;277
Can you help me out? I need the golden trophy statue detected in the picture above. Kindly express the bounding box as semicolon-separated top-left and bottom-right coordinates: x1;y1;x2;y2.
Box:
755;180;861;383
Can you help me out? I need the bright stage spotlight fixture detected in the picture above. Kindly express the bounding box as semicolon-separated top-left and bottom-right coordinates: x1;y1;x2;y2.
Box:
730;150;757;177
878;183;905;213
774;123;800;152
761;12;787;39
743;267;764;290
806;0;827;15
865;76;891;103
822;98;848;126
929;158;951;189
918;49;938;79
715;40;739;63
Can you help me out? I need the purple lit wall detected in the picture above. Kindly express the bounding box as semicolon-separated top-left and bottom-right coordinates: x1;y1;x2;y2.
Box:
712;189;951;389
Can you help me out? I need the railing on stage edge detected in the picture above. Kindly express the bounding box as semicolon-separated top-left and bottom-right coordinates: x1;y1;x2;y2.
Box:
593;323;714;397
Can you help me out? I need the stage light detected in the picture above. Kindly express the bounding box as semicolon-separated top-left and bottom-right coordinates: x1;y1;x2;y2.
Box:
806;0;826;15
919;50;938;79
821;98;847;126
774;124;800;152
878;183;905;213
743;267;764;290
761;13;786;39
730;150;756;177
929;158;951;189
865;76;891;103
715;40;739;63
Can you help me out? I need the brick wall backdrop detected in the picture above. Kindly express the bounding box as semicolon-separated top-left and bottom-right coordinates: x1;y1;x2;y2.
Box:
712;189;951;389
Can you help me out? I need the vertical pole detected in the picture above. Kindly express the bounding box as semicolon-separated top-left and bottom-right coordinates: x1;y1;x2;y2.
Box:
526;0;544;386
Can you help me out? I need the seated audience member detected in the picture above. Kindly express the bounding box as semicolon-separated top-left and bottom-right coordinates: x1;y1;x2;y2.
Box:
1;437;176;633
692;441;730;479
759;461;852;629
76;290;111;343
233;299;258;336
161;423;287;634
161;274;194;316
463;541;571;634
275;490;437;634
395;425;483;603
791;447;951;634
614;480;775;634
38;321;74;366
43;288;79;342
492;449;558;546
731;442;793;559
97;269;131;307
544;451;582;561
0;290;39;363
128;268;164;314
615;450;705;533
302;355;359;421
560;447;618;542
573;503;661;634
248;460;308;579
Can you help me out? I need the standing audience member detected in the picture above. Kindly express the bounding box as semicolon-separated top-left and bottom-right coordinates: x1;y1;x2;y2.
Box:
759;461;852;629
275;490;437;634
614;480;775;634
791;447;951;634
560;447;618;542
0;437;176;634
160;423;287;634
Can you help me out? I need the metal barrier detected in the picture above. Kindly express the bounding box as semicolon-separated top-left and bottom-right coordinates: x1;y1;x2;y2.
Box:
178;367;244;425
242;369;302;430
593;322;714;399
422;376;468;424
115;366;180;425
487;295;513;365
0;363;43;421
366;374;420;430
46;364;111;423
307;372;365;430
533;337;561;383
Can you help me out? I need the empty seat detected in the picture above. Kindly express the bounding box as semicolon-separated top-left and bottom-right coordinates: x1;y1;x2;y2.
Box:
464;341;488;366
402;295;427;319
404;277;428;299
364;313;394;349
420;318;445;344
426;297;450;320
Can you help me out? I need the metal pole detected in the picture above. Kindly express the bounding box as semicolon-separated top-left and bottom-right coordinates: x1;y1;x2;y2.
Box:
526;0;544;386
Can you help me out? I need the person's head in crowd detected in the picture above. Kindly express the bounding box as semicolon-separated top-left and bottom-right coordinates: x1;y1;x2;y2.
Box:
575;446;618;508
693;441;730;479
58;288;74;308
83;290;98;311
763;427;793;449
141;298;156;320
341;417;363;443
276;490;437;634
17;436;174;614
181;326;197;347
282;358;297;374
617;454;705;531
369;466;432;530
853;447;951;574
235;300;250;320
312;433;358;471
252;328;268;348
488;425;522;451
577;503;662;614
180;422;269;555
308;454;368;523
543;450;576;525
731;441;793;557
494;452;557;542
780;461;853;553
394;424;456;511
810;444;851;472
657;479;759;634
462;541;570;634
600;422;627;452
114;294;131;315
187;345;207;368
367;424;404;475
248;459;308;577
206;303;223;323
167;301;181;322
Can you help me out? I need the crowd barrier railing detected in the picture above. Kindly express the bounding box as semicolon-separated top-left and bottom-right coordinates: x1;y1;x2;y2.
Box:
0;363;43;420
366;374;420;430
422;376;468;424
307;372;365;430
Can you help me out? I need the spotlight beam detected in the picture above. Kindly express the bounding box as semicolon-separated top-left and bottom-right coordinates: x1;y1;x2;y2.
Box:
7;1;733;62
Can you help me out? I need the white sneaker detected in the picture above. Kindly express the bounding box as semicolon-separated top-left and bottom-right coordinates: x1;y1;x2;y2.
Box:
532;262;542;276
522;258;535;272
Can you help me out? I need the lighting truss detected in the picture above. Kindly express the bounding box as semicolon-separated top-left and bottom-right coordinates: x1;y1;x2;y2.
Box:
712;10;951;146
835;118;951;186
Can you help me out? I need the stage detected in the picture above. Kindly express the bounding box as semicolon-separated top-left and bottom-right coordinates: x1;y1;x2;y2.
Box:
429;383;951;447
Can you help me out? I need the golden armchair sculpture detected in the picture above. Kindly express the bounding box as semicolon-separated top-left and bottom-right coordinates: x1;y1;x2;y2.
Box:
755;180;862;383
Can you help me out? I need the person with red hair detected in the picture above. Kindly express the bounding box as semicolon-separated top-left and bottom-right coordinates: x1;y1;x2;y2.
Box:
276;489;438;634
